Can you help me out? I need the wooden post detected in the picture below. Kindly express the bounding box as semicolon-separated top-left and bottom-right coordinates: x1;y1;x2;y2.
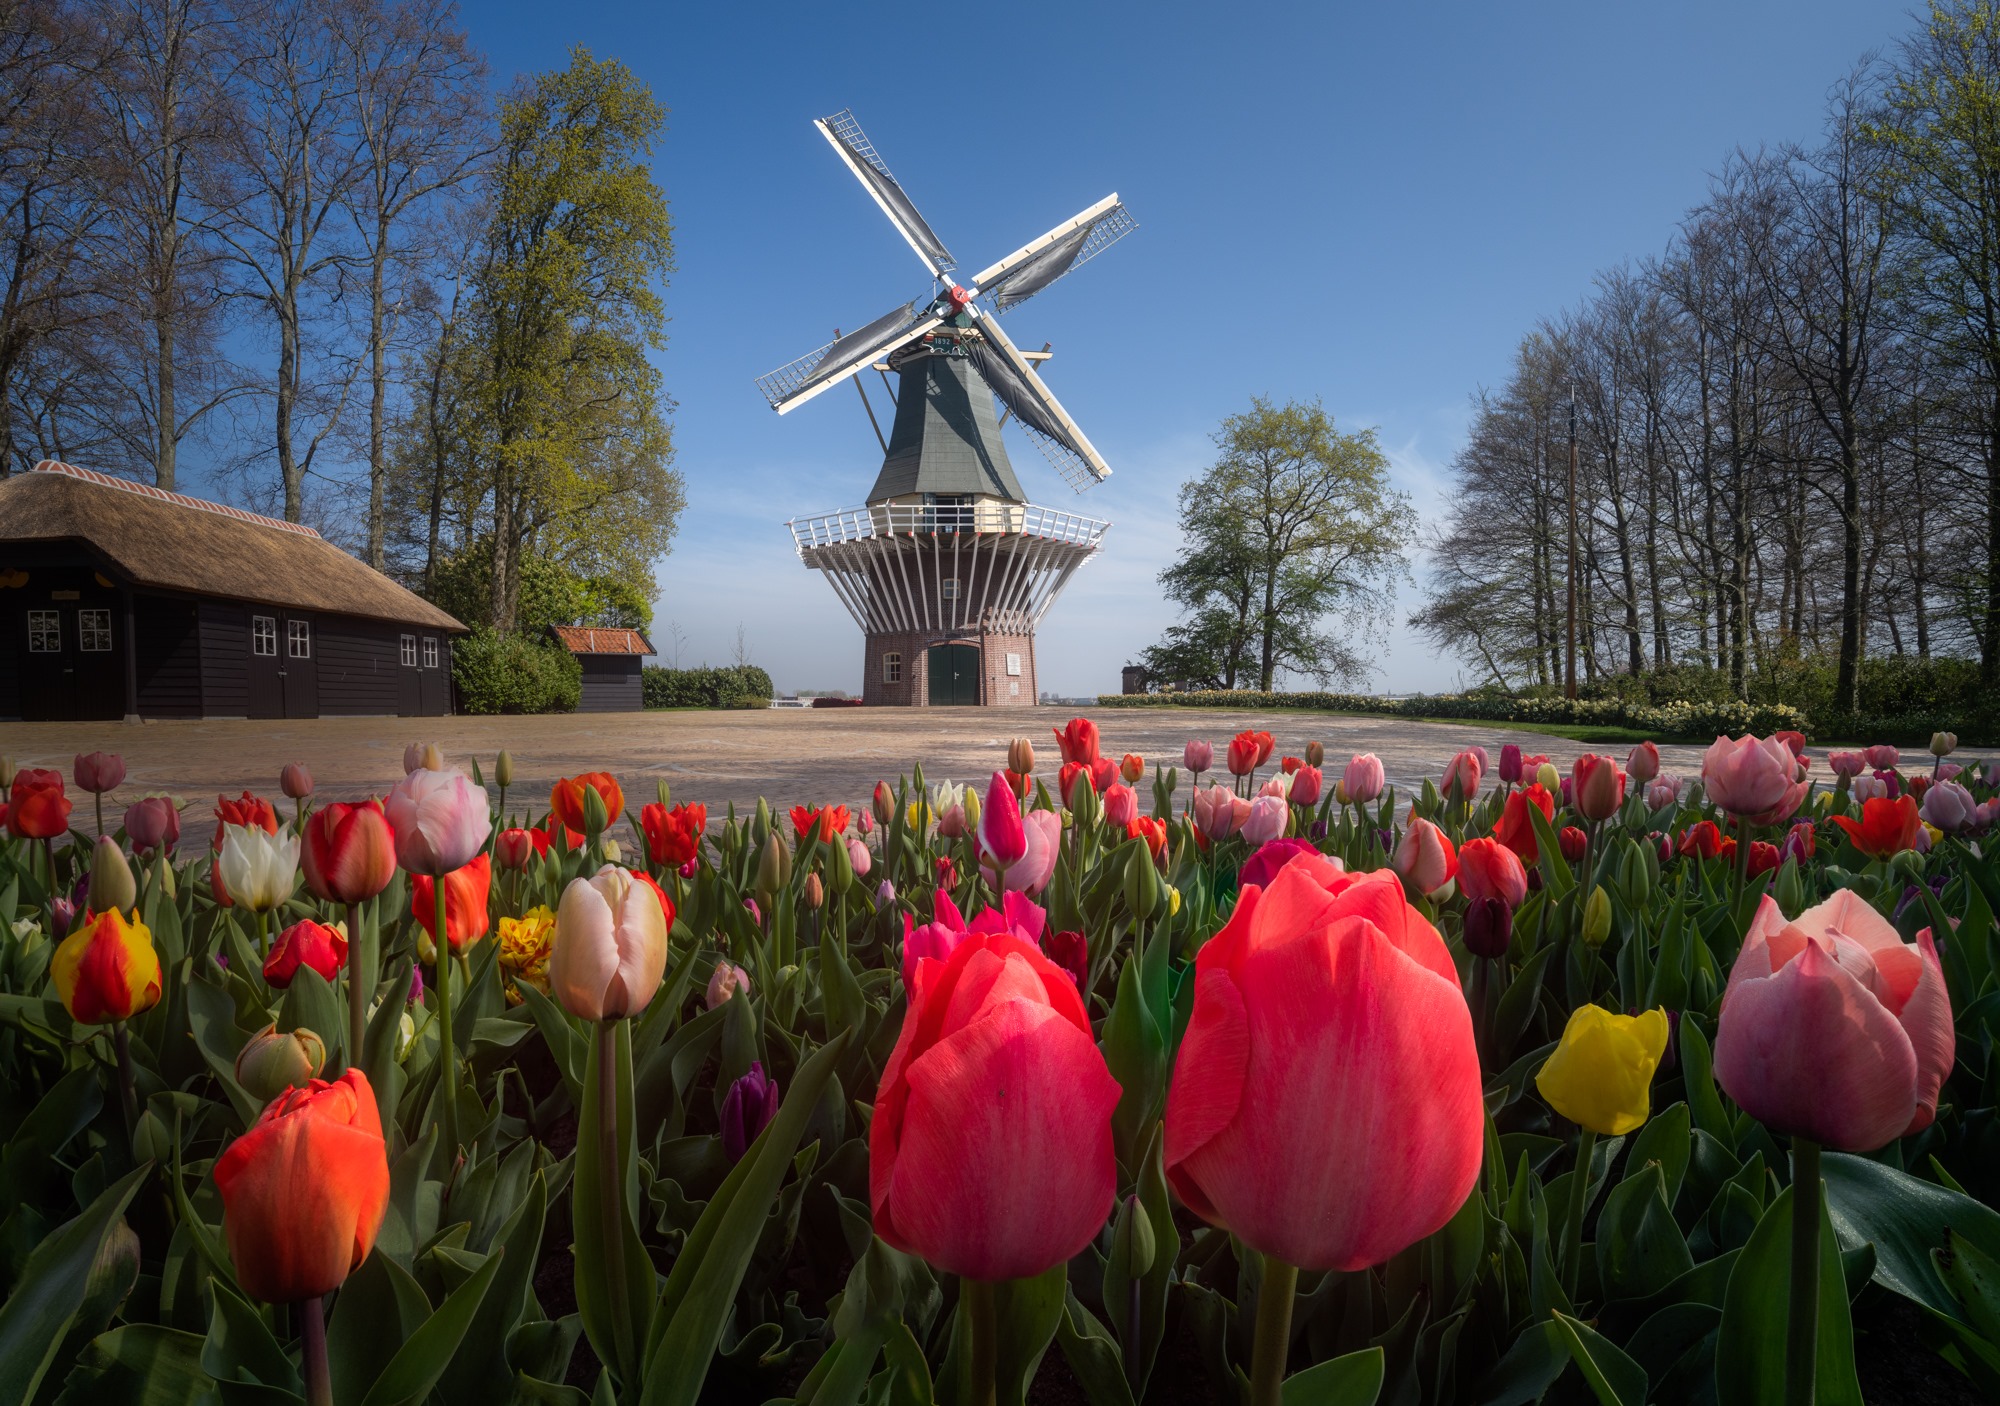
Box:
121;586;140;723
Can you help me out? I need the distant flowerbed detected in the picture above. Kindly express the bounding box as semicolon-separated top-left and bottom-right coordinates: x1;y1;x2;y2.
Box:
1;722;1992;1403
1099;687;1808;739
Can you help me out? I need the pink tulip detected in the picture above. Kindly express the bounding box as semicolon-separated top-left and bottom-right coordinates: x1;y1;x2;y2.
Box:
1289;765;1323;806
1240;794;1287;847
1441;749;1482;802
982;808;1060;897
1102;783;1138;829
1922;780;1977;834
550;866;671;1021
1701;734;1806;826
1164;861;1483;1270
1625;741;1661;783
1863;744;1900;772
1183;740;1214;773
1257;774;1293;801
1851;774;1888;804
706;960;751;1009
1391;818;1457;896
383;768;491;876
936;804;968;839
1644;775;1683;811
1341;753;1385;804
74;751;125;794
902;890;969;992
1193;784;1249;843
1715;891;1953;1150
978;770;1026;867
1571;754;1626;822
1828;751;1867;779
280;763;314;800
123;797;180;855
847;837;872;878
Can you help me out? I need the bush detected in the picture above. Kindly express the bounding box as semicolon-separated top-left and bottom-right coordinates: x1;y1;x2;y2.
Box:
452;627;581;714
1094;688;1807;739
642;665;774;709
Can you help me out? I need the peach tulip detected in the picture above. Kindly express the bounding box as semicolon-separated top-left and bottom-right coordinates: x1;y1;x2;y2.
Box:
1390;818;1456;896
1701;734;1807;826
550;866;672;1021
1164;861;1483;1270
1714;890;1954;1150
384;768;490;876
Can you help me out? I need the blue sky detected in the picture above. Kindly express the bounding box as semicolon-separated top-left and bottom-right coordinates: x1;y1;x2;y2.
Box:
451;0;1903;696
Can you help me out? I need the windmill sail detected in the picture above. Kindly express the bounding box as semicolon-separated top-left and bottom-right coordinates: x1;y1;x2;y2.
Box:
817;110;955;277
964;314;1111;490
975;197;1136;312
757;300;943;413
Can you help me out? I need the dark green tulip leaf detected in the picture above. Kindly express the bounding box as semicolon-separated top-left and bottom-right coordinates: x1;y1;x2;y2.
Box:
1714;1183;1863;1406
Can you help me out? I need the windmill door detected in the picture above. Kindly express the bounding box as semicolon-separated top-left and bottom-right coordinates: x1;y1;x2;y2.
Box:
926;644;980;706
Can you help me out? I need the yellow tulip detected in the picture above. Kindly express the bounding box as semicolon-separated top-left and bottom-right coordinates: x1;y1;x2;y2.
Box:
51;908;163;1024
1535;1004;1669;1136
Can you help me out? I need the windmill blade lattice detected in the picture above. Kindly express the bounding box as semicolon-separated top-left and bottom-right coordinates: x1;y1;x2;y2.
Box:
975;197;1137;313
816;109;955;278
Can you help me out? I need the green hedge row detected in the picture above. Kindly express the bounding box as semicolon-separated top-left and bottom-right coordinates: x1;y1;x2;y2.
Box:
1094;688;1809;739
452;627;581;714
642;664;774;709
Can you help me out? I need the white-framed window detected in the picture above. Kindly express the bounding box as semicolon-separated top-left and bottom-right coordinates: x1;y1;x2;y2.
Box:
1009;680;1020;697
400;634;417;667
27;609;59;653
77;608;112;652
882;651;902;683
287;619;310;658
422;636;439;668
1005;651;1021;676
940;577;959;601
252;615;277;656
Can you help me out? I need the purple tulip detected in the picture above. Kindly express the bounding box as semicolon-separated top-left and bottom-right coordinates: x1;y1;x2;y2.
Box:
721;1061;780;1163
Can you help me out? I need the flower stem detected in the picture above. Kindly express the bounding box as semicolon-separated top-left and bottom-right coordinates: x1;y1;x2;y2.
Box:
95;792;105;839
434;879;458;1157
1734;813;1752;904
1563;1126;1598;1300
255;908;269;960
598;1018;634;1381
346;901;366;1072
1787;1138;1822;1406
300;1295;332;1406
965;1277;998;1406
113;1020;137;1134
1249;1256;1298;1406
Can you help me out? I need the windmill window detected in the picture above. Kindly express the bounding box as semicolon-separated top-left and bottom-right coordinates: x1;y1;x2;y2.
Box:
882;652;902;683
940;578;960;601
78;609;113;652
287;619;311;658
252;615;278;656
1006;652;1021;676
400;634;417;667
28;610;59;652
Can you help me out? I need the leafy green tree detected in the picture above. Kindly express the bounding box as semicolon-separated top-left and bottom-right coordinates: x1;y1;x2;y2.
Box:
428;540;651;634
1143;398;1413;690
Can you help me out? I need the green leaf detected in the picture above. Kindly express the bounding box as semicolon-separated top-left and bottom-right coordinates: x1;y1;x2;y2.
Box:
0;1069;102;1205
572;1020;653;1389
52;1324;213;1406
1549;1311;1645;1406
185;978;266;1129
277;964;344;1066
436;1174;548;1406
1821;1150;2000;1320
202;1280;300;1393
1472;1320;1568;1405
1051;1290;1135;1406
1596;1161;1694;1301
1282;1345;1386;1405
1621;1101;1691;1210
1678;1017;1732;1146
942;1265;1067;1406
1101;953;1166;1176
328;1251;432;1405
359;1242;504;1406
639;1029;851;1406
0;1164;149;1402
1714;1183;1863;1406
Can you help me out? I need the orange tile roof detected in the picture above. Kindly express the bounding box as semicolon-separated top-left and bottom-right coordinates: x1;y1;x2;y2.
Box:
550;625;653;656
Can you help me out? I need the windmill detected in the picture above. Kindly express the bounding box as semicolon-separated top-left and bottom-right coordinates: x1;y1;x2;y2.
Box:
761;109;1133;707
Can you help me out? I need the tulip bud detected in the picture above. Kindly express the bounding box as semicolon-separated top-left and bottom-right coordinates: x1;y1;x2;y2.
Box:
581;783;610;841
1618;840;1651;907
876;878;896;905
1069;771;1100;826
0;755;14;787
1536;762;1561;792
1931;731;1958;758
1110;1193;1156;1279
1043;928;1088;988
403;741;445;772
962;787;981;832
720;1061;780;1162
495;750;515;788
1124;843;1160;920
828;832;855;890
87;834;137;915
1582;886;1613;948
1305;740;1324;769
755;832;791;899
1464;896;1512;959
803;872;825;910
872;780;895;827
1008;738;1036;776
1774;855;1805;915
235;1024;327;1103
279;763;313;800
1120;752;1145;784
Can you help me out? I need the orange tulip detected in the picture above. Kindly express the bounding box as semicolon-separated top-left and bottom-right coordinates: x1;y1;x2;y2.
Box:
790;804;851;845
409;854;492;953
640;802;706;867
8;769;72;839
1831;794;1923;859
550;772;624;844
1120;752;1145;784
214;1071;389;1303
211;791;278;849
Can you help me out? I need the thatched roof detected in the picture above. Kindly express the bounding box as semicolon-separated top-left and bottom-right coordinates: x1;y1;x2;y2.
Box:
0;462;463;631
549;625;653;656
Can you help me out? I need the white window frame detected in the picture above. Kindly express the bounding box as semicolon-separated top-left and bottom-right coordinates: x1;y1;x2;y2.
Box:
940;577;959;601
882;651;902;683
27;609;60;653
287;619;310;658
77;608;113;652
400;634;417;667
252;615;278;656
1005;651;1021;676
421;636;439;669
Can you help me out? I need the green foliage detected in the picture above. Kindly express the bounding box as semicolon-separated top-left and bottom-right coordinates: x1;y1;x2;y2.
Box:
641;665;773;709
450;626;581;713
428;540;653;634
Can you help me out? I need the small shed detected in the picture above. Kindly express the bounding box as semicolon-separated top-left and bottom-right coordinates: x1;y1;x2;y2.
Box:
0;460;465;721
549;626;653;712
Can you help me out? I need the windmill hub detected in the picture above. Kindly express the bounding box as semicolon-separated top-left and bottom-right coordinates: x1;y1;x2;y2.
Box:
760;108;1135;707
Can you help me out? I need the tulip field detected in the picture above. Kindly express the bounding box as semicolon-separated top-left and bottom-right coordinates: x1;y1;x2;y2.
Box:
3;722;2000;1405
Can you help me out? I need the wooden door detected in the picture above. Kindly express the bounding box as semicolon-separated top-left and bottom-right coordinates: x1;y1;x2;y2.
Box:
926;644;979;706
247;611;284;718
281;615;317;718
19;603;77;720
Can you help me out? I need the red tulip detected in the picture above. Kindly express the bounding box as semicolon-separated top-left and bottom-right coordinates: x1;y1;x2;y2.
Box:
1746;840;1781;878
639;803;704;868
1458;837;1528;908
1441;749;1482;802
1041;928;1088;989
1164;861;1483;1271
1226;732;1261;776
9;769;72;839
1701;734;1806;826
1558;826;1588;864
1677;821;1727;861
790;804;851;846
409;854;492;953
1127;815;1169;863
73;752;125;794
1052;717;1101;766
1626;741;1661;783
1831;795;1923;859
550;772;624;843
1571;754;1626;822
871;931;1121;1280
1289;765;1323;806
212;792;278;849
1493;784;1555;863
1715;891;1954;1150
300;801;397;905
978;770;1028;867
495;825;554;871
264;919;348;988
214;1071;389;1302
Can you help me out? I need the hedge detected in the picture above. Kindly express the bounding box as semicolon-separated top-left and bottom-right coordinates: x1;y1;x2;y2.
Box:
642;665;775;709
452;627;581;714
1093;688;1809;739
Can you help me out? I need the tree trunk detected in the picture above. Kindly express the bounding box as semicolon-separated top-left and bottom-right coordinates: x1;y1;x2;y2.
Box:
368;218;389;568
1834;427;1862;714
